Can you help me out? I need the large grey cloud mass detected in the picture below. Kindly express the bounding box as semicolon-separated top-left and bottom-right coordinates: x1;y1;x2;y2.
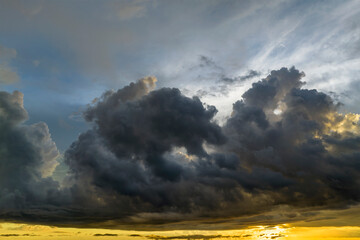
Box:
0;68;359;229
0;91;66;221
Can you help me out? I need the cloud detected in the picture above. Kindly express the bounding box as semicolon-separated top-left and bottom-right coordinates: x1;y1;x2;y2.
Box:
0;234;38;237
0;45;16;60
194;67;261;98
114;0;149;20
65;76;226;214
1;68;360;229
32;60;40;67
0;67;19;84
0;90;63;222
94;233;118;237
61;68;360;227
146;234;223;240
220;70;261;84
221;67;360;209
0;45;19;85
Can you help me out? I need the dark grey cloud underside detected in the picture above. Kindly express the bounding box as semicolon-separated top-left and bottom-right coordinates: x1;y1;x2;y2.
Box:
0;67;359;229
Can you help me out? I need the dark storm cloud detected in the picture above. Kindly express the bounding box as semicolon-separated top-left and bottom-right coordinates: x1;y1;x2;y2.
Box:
64;77;228;218
221;67;360;210
241;67;304;109
74;79;225;186
62;67;360;227
0;67;360;229
0;91;66;222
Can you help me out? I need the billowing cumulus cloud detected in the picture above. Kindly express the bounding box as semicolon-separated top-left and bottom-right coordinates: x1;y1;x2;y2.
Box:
64;76;227;220
222;67;360;210
0;68;360;229
0;91;63;221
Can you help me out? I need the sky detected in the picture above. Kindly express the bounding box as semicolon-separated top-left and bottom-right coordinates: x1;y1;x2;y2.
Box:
0;0;360;239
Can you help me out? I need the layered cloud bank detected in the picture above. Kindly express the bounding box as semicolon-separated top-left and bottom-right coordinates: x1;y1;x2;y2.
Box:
0;67;359;229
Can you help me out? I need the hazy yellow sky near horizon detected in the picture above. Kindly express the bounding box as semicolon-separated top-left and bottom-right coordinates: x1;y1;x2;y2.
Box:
0;222;360;240
0;206;360;239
